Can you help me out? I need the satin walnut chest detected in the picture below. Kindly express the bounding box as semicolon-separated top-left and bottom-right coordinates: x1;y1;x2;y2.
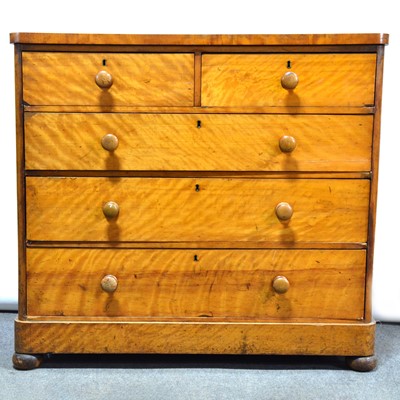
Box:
10;33;388;371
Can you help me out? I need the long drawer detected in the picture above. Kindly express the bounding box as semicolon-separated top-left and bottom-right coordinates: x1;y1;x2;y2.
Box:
202;54;376;107
26;248;366;319
25;113;373;172
22;52;194;106
26;177;369;243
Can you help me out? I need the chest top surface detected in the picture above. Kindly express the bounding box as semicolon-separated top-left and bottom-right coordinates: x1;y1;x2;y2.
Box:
10;32;389;46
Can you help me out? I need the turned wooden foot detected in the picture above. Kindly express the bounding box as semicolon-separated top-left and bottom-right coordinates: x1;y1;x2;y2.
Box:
346;355;377;372
12;353;43;370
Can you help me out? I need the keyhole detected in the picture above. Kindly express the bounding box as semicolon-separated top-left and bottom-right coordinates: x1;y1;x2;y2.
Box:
194;255;199;262
102;59;107;66
287;60;291;69
195;184;200;192
197;120;202;129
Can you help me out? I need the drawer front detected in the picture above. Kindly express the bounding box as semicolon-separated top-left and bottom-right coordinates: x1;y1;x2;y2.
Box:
202;54;376;107
26;177;369;243
25;113;373;172
22;52;194;106
26;248;366;320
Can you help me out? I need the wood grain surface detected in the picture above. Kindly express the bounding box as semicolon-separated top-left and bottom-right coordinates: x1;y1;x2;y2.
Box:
12;33;385;361
202;54;376;107
10;32;389;45
23;105;376;114
26;177;370;243
26;248;366;319
14;318;376;356
22;52;194;106
25;113;373;172
365;46;386;321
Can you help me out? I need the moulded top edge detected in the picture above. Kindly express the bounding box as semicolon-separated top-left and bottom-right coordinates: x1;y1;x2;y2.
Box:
10;33;389;46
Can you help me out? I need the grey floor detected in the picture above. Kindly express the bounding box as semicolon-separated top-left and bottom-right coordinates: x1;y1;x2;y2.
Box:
1;312;399;400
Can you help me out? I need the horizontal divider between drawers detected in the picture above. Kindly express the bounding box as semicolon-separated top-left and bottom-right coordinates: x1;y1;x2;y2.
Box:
26;241;367;250
23;105;376;114
22;315;368;323
18;43;383;53
25;171;372;179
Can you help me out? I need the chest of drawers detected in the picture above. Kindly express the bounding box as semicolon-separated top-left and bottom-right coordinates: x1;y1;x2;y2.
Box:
10;33;388;371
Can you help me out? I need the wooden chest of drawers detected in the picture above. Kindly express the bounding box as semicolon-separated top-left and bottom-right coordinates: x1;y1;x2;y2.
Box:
10;33;388;371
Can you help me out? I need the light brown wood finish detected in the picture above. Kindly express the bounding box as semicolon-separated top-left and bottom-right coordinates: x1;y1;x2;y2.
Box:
14;45;27;319
22;53;194;106
26;248;366;319
10;32;389;46
26;177;370;243
365;45;386;321
11;33;388;369
202;54;376;107
25;113;373;172
25;171;371;180
14;319;376;356
26;241;367;250
194;53;202;106
23;105;376;114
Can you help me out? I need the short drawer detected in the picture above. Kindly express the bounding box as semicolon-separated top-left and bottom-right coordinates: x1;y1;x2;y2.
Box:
26;177;369;243
26;248;366;320
25;113;373;172
22;52;194;106
202;54;376;107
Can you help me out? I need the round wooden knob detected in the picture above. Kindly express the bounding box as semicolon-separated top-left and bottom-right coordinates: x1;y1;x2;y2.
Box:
272;276;290;294
281;71;299;90
101;274;118;293
279;135;297;153
95;70;113;89
101;134;119;152
275;202;293;222
102;201;119;219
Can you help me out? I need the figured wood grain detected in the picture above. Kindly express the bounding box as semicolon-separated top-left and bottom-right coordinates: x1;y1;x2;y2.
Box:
202;54;376;107
14;319;376;356
12;33;386;364
25;113;373;172
25;171;371;179
23;105;376;114
26;248;365;319
365;46;386;321
26;177;370;243
26;241;367;250
14;45;27;318
10;32;389;45
16;44;386;56
22;52;194;106
194;53;202;106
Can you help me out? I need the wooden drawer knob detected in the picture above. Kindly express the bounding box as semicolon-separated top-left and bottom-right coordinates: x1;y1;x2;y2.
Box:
281;71;299;90
102;201;119;219
101;274;118;293
272;276;290;294
279;135;297;153
95;70;113;89
101;133;119;152
275;202;293;222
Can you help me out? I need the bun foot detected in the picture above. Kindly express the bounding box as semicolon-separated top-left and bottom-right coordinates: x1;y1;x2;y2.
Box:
12;353;43;370
346;355;377;372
